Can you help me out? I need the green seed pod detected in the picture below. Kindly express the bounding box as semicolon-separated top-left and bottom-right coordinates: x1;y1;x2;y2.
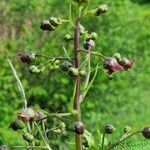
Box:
68;67;79;77
54;60;60;66
49;17;63;27
60;61;73;72
104;124;115;134
142;126;150;139
88;32;98;40
123;126;131;134
79;70;86;77
59;122;66;132
9;120;25;131
96;4;108;16
113;53;121;61
64;34;73;42
22;132;34;143
29;65;40;74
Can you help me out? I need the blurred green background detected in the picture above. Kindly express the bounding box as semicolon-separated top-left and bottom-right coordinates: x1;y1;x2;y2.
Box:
0;0;150;149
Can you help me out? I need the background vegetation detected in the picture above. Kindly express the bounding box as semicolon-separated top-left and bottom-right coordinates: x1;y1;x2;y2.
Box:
0;0;150;149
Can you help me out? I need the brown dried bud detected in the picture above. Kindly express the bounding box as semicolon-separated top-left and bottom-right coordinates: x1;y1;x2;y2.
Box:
73;122;84;135
17;51;36;64
118;58;134;70
83;39;95;50
103;57;123;74
18;108;36;123
9;120;25;131
40;20;56;31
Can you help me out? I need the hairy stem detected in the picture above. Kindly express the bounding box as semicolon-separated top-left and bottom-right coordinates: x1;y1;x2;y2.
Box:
107;131;141;150
101;131;106;150
73;8;82;150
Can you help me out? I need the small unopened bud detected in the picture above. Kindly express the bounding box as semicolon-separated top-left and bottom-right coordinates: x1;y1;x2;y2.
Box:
49;17;63;27
40;20;56;31
123;126;131;134
79;24;85;35
22;132;34;142
60;61;73;72
83;39;95;50
29;65;40;74
68;67;79;77
96;4;108;16
104;124;115;134
64;34;73;42
73;122;84;135
59;122;66;132
87;32;98;41
79;70;86;77
9;120;25;131
113;53;121;61
0;145;9;150
142;126;150;139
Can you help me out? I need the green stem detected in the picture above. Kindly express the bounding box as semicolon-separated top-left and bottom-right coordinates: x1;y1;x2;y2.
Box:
107;131;142;150
101;131;106;150
78;49;105;59
34;122;52;150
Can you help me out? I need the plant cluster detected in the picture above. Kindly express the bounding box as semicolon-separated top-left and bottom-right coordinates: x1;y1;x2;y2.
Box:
6;0;150;150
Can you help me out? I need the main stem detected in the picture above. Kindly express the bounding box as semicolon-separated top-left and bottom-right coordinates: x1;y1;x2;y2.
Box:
74;11;82;150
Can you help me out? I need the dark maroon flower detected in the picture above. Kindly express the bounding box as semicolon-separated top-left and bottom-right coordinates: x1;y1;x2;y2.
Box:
103;57;123;74
118;58;134;70
17;51;36;64
73;122;84;135
142;126;150;139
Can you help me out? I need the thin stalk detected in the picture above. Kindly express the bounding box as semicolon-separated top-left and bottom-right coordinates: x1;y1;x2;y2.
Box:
107;131;142;150
73;7;82;150
101;131;106;150
78;49;105;59
11;146;47;149
34;122;52;150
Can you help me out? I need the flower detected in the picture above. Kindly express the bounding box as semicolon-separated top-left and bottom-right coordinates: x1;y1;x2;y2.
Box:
103;57;123;74
18;108;36;123
17;51;36;64
142;126;150;139
104;124;115;134
73;122;84;135
119;58;134;70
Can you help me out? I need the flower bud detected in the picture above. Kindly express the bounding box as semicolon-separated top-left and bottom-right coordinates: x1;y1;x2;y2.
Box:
123;126;131;134
54;60;60;66
29;65;40;74
79;70;86;77
40;20;56;31
59;122;66;132
22;132;34;142
103;57;123;74
73;122;84;135
64;34;73;42
0;145;9;150
9;120;25;131
96;4;108;16
17;51;36;64
104;124;115;134
49;17;63;27
83;39;95;50
60;61;73;72
86;32;98;41
113;53;121;61
142;126;150;139
18;108;36;123
118;58;134;70
68;67;79;77
79;24;85;35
